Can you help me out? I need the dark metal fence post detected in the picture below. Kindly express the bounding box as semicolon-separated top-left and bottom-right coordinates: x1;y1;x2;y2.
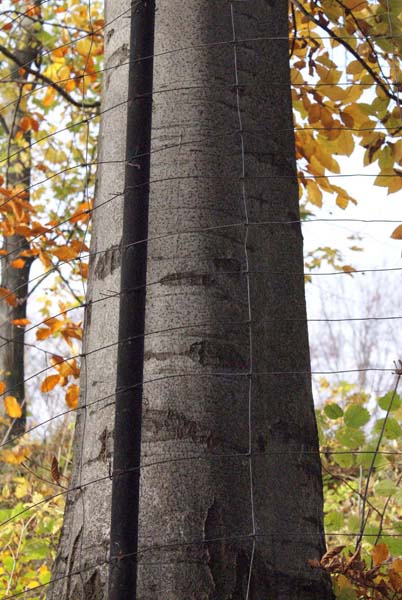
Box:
108;1;155;598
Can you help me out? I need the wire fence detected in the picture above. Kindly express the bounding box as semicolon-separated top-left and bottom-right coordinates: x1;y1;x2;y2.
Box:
0;0;401;598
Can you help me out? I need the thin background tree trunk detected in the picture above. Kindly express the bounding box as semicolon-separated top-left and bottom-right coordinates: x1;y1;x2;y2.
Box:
0;13;39;438
50;1;333;598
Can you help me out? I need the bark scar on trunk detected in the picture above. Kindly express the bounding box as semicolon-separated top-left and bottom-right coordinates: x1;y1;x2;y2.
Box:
204;498;249;599
94;245;121;280
65;525;82;599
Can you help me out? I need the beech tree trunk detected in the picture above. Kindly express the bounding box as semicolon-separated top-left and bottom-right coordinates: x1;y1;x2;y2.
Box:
50;1;333;598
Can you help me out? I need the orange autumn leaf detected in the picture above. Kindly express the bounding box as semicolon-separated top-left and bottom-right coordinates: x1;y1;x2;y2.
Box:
41;374;61;393
61;325;82;341
69;201;92;223
80;262;88;278
52;246;79;261
19;248;40;258
30;222;49;235
39;250;52;269
372;543;389;566
342;265;357;274
4;396;22;418
55;358;80;379
19;116;31;132
391;224;402;239
11;258;26;269
388;568;402;593
51;455;61;485
0;221;15;236
11;318;31;327
392;558;402;574
0;287;18;307
65;384;79;409
42;86;56;107
15;225;33;237
0;381;5;394
43;317;64;334
70;239;89;253
36;327;52;341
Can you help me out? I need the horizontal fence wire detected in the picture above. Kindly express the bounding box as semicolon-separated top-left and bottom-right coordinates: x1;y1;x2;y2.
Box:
2;448;402;532
1;25;401;117
2;520;402;600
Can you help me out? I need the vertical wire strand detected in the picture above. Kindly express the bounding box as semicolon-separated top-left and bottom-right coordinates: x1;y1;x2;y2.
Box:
229;4;256;598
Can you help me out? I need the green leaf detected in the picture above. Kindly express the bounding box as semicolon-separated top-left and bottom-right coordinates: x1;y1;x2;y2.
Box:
377;391;401;412
22;540;49;561
324;403;344;419
3;556;14;572
334;452;354;468
336;586;357;600
374;417;402;440
375;479;398;497
337;427;365;449
381;536;402;556
347;515;361;532
356;448;388;470
344;405;370;428
325;510;344;531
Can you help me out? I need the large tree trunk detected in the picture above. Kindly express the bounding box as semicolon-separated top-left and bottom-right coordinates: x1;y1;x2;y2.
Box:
137;1;330;598
50;1;333;598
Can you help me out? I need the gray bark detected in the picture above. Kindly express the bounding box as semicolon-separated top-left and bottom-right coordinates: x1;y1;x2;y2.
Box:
50;1;333;599
48;1;130;597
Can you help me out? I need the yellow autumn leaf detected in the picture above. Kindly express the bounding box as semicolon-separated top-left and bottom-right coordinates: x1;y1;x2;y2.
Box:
306;179;323;207
76;37;95;57
0;448;29;465
336;195;349;209
65;384;79;409
372;543;389;566
15;481;29;499
387;174;402;195
331;129;355;156
41;374;61;393
318;85;347;102
347;59;364;76
315;148;340;174
336;574;354;589
57;65;70;82
4;396;22;418
342;265;356;274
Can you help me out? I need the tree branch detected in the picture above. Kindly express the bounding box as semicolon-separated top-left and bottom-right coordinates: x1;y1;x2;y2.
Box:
0;44;100;111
